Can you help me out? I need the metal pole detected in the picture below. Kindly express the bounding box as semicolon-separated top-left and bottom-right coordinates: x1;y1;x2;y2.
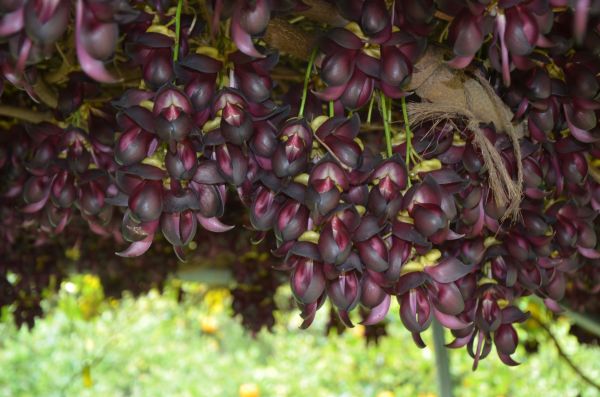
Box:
432;320;453;397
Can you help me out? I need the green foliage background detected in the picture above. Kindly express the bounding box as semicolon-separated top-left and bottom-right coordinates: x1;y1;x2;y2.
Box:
0;275;598;397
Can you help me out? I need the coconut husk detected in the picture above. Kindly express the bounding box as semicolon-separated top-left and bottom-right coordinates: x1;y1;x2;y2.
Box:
407;46;524;221
264;18;319;60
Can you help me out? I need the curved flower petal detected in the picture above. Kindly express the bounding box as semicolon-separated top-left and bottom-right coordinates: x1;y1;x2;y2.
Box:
197;214;234;232
116;235;154;257
76;0;117;83
361;294;391;326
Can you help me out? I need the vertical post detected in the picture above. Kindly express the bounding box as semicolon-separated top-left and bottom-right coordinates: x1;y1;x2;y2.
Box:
432;320;453;397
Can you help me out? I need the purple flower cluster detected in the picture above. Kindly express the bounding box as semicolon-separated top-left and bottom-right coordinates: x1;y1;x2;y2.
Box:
1;0;600;368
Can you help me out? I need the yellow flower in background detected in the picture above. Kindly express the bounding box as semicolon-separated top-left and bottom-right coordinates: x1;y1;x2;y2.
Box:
204;288;230;314
350;324;365;338
376;391;395;397
83;274;101;289
82;364;93;388
200;316;218;334
239;383;260;397
65;245;81;262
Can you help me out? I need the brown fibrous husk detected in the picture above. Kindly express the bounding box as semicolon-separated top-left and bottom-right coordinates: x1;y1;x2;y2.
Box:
407;47;524;221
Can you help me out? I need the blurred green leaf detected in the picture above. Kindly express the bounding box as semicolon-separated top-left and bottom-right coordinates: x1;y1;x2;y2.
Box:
0;278;598;397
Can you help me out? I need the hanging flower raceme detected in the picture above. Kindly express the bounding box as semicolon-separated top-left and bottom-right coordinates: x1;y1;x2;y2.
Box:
114;99;158;166
177;52;222;126
504;66;559;143
165;139;196;180
313;114;364;170
249;185;281;231
147;87;192;147
446;0;554;86
448;285;529;369
274;199;309;244
229;0;271;58
160;193;198;261
211;0;302;58
127;32;175;89
395;249;475;346
283;241;326;328
191;160;232;233
562;56;600;143
12;121;117;236
318;212;353;266
547;201;600;260
327;267;362;327
324;1;427;100
230;50;278;103
368;155;408;220
314;27;374;109
0;0;138;86
354;219;389;273
506;59;600;147
76;0;139;83
111;82;238;258
402;175;462;244
1;0;69;86
359;270;392;325
111;165;163;257
306;159;349;219
273;119;313;179
393;0;435;37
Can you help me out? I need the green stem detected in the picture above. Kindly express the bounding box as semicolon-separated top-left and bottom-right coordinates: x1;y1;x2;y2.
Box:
532;314;600;391
174;0;184;61
560;304;600;337
401;96;412;167
329;101;334;117
0;105;54;123
379;92;393;158
298;48;318;118
366;94;375;123
532;296;600;338
217;71;225;89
